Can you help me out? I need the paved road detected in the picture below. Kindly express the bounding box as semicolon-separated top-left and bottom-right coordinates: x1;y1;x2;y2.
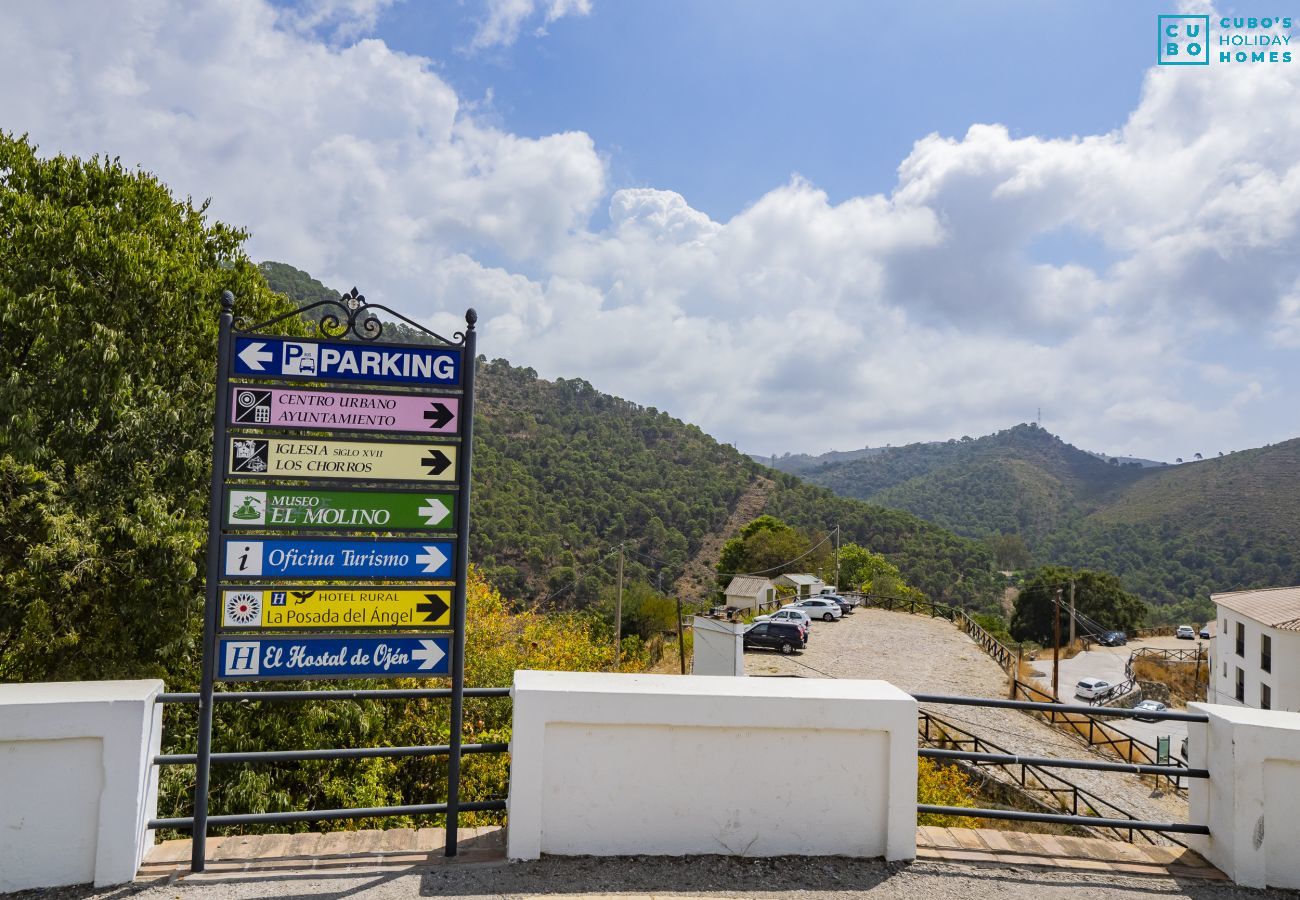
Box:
1051;636;1206;752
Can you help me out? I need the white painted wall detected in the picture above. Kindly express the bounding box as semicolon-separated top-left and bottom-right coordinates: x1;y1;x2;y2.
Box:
507;670;916;861
1210;609;1300;712
691;616;744;676
1188;702;1300;889
0;680;164;891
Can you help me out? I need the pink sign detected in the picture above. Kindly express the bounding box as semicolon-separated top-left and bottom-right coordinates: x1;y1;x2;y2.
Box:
230;386;458;434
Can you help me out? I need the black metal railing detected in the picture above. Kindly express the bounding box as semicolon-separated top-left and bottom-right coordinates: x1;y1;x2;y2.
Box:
915;692;1209;837
917;710;1186;845
148;687;511;832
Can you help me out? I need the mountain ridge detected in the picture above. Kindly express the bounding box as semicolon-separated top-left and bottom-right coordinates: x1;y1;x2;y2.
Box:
258;262;1004;612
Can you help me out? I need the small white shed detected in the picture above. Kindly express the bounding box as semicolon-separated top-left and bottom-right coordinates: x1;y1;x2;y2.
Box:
723;576;776;614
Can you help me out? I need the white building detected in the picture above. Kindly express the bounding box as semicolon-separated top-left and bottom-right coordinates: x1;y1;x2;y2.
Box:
1210;586;1300;712
775;573;826;598
723;576;776;614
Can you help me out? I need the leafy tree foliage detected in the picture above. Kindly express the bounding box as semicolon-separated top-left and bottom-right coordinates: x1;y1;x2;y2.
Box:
715;515;830;585
0;133;293;680
1010;566;1146;646
837;542;921;599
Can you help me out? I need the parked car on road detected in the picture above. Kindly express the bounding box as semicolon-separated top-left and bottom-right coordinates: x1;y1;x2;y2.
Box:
754;608;812;643
1199;625;1211;639
821;594;853;615
1176;625;1196;640
1099;631;1127;646
1075;677;1112;700
786;597;843;621
1133;699;1168;722
743;621;804;655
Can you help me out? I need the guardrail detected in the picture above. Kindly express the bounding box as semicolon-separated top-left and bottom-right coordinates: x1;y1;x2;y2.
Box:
915;692;1208;838
149;687;511;832
1006;681;1191;790
1127;646;1208;679
918;710;1177;845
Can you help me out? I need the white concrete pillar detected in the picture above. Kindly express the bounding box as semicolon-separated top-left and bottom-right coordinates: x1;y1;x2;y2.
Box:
507;670;917;861
1188;702;1300;889
691;616;744;676
0;680;164;891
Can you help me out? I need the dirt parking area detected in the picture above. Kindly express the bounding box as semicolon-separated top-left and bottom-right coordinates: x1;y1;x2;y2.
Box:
747;608;1189;833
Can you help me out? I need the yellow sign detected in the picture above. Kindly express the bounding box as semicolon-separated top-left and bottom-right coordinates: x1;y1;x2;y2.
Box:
227;437;457;482
221;587;452;629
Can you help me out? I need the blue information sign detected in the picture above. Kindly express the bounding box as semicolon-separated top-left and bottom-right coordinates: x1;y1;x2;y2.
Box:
218;634;450;680
221;537;455;580
233;335;461;386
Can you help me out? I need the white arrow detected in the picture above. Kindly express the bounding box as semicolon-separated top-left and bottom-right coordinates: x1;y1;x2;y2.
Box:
418;498;449;526
238;342;274;371
412;639;445;671
416;545;448;574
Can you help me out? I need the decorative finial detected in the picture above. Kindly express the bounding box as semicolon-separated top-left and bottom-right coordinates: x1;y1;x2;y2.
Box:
221;290;235;310
465;308;478;331
343;286;365;312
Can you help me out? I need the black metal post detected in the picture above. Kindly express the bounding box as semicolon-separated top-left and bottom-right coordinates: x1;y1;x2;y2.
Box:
192;290;235;872
444;309;477;857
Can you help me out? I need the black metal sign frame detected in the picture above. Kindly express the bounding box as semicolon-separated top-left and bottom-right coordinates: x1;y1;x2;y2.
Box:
192;289;478;871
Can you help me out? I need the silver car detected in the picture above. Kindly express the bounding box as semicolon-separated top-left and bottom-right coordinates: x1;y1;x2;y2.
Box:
786;597;843;622
755;608;813;631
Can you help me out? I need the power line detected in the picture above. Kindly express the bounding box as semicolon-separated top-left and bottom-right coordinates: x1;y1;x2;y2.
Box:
715;527;839;577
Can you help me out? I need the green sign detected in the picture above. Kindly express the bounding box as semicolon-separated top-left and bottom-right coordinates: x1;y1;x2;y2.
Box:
223;486;455;531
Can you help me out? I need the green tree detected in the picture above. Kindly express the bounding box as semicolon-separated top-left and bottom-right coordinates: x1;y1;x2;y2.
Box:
0;133;293;681
985;532;1031;570
837;542;917;599
715;515;832;587
1010;566;1147;646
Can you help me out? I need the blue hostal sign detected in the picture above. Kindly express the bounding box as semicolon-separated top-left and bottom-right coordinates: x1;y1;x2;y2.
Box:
218;635;451;681
221;537;454;580
232;335;461;386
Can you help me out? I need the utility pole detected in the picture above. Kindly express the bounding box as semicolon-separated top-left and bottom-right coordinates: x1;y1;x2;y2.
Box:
1195;641;1203;699
1068;578;1076;645
1052;587;1062;700
614;542;624;667
676;596;687;675
834;525;841;589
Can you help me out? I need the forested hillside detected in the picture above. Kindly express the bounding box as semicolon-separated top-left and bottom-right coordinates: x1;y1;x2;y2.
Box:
767;423;1300;621
259;264;1002;612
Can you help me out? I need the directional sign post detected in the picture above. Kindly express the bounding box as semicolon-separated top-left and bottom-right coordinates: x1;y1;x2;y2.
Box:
232;335;461;386
221;537;454;580
223;487;454;531
218;634;451;680
194;289;480;870
227;436;456;481
221;587;451;629
231;385;458;434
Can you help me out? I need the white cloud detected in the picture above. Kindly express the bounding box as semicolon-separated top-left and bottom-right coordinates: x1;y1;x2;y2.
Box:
470;0;593;50
0;0;1296;461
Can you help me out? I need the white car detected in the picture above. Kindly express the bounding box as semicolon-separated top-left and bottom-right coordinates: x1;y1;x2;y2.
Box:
786;597;843;622
1176;625;1196;640
754;608;813;631
1075;677;1112;700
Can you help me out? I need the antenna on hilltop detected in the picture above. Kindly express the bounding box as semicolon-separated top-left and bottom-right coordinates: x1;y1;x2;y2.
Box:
1037;407;1042;427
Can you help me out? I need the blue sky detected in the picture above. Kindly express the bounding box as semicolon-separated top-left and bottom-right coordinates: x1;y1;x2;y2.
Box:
2;0;1297;460
376;1;1156;223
